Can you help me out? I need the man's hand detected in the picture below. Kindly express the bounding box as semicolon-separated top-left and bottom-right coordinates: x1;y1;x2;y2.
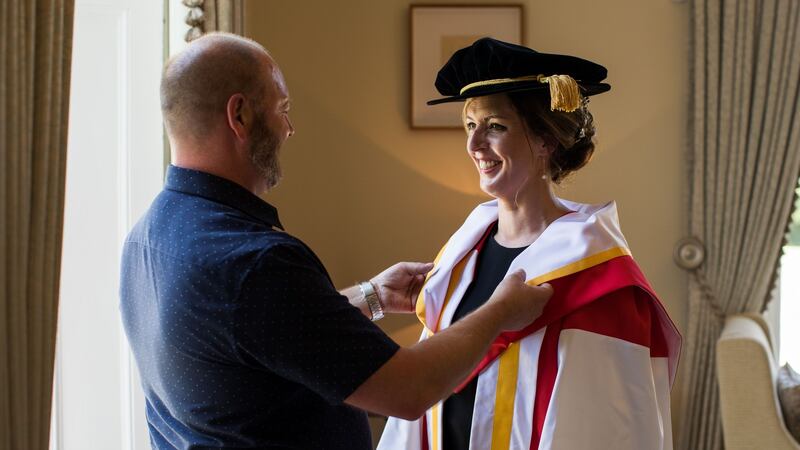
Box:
370;262;435;314
487;269;552;331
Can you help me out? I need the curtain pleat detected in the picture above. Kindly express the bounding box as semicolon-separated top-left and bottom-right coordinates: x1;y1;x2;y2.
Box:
183;0;244;41
680;0;800;448
0;1;74;449
0;0;9;442
204;0;243;34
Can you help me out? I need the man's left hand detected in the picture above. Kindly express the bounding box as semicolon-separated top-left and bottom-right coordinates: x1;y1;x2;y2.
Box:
370;262;434;314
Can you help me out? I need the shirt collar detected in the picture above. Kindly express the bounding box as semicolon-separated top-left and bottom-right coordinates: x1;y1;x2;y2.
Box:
164;165;284;230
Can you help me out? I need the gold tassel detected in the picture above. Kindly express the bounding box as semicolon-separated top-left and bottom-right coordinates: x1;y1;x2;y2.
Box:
539;75;581;112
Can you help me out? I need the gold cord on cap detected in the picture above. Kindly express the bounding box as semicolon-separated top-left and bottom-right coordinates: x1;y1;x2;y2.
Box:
458;74;582;112
459;75;543;95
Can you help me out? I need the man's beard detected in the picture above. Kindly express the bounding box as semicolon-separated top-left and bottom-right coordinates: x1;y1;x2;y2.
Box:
248;115;282;190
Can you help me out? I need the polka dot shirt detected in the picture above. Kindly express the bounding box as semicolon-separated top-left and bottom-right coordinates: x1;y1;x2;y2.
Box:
119;165;399;449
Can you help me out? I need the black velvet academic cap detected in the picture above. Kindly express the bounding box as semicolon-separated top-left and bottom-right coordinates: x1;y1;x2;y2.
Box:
427;37;611;106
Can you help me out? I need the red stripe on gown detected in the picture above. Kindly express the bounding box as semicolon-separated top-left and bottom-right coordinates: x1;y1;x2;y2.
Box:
530;286;669;448
530;320;562;449
421;414;428;450
454;255;659;393
561;286;670;358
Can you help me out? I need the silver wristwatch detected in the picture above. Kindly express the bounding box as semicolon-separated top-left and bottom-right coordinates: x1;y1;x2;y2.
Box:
359;281;384;321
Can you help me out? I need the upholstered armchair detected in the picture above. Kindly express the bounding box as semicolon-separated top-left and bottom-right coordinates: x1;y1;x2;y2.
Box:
717;314;800;450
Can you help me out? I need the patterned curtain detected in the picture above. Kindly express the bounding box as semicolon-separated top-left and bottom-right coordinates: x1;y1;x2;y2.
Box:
0;0;75;449
678;1;800;448
183;0;244;42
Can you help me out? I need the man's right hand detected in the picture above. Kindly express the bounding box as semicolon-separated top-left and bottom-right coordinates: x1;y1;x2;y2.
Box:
487;269;552;332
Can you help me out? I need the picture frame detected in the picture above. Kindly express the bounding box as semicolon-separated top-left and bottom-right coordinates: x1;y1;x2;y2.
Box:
409;4;524;129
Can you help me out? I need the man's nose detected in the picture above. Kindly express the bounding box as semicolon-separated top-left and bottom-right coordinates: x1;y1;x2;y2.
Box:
286;117;295;137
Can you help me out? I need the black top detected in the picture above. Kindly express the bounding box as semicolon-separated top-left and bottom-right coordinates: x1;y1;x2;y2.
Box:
442;224;528;450
120;165;399;450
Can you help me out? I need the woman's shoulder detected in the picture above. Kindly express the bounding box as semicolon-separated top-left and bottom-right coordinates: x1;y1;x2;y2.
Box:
561;286;667;353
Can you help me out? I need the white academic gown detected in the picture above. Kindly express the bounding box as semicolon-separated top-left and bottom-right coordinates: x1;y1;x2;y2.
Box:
377;199;681;450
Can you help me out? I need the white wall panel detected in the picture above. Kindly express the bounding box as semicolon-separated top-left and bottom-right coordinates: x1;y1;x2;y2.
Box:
53;1;164;449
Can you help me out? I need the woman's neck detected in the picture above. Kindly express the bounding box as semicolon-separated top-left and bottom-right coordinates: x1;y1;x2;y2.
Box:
494;184;571;248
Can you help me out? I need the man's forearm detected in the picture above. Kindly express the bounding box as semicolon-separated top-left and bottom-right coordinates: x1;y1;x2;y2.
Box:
399;299;510;412
345;298;509;419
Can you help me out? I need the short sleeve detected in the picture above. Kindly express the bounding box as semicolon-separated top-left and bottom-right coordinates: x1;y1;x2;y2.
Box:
233;241;399;404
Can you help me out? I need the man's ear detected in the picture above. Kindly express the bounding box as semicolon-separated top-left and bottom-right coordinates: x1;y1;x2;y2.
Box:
226;93;251;142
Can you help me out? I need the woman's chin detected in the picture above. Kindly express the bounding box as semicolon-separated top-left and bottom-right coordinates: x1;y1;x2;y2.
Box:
478;182;506;200
478;181;494;195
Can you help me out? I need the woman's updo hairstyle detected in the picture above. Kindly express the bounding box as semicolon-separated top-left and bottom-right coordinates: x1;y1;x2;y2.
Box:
507;90;596;184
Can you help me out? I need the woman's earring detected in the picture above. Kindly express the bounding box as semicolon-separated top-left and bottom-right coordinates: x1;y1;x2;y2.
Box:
540;157;548;180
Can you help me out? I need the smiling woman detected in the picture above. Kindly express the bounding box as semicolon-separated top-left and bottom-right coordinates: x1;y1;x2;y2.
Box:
378;37;681;450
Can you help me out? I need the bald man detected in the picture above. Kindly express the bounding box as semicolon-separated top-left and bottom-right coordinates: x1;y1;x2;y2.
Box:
119;32;552;450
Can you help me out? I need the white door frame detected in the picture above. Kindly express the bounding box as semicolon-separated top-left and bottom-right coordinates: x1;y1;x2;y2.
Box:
51;0;170;448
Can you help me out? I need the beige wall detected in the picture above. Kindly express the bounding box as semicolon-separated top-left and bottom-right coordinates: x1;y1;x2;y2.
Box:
245;0;689;439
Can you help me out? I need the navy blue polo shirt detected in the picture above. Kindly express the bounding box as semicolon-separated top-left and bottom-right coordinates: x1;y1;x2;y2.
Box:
120;165;399;450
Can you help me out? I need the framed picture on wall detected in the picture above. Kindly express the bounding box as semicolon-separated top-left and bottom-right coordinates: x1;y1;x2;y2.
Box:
409;4;524;129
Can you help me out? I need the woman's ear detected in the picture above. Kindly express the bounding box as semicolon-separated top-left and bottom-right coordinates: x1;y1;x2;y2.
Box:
532;133;558;157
